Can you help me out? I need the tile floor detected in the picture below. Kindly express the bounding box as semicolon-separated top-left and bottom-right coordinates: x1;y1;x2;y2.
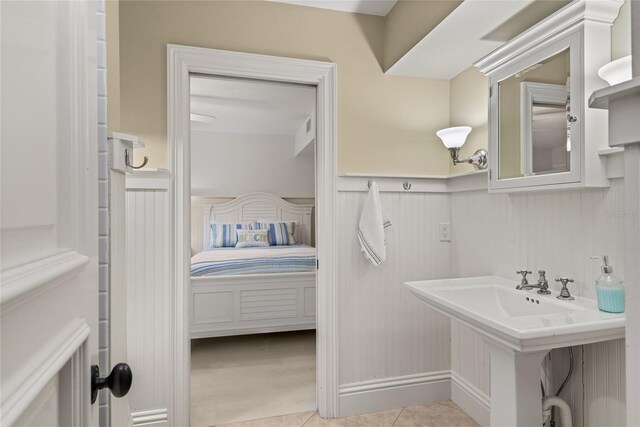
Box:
191;331;478;427
191;331;316;427
215;401;479;427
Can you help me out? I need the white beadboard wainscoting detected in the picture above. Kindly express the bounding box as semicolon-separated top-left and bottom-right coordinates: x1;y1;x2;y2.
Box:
125;173;172;426
449;178;627;427
336;191;453;416
121;171;627;425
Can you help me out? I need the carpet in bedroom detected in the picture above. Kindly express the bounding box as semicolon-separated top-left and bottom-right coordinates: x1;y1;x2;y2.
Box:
190;330;316;427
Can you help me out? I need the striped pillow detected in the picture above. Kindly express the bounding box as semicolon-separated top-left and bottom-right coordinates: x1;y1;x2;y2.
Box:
253;221;296;246
235;229;270;248
210;222;252;248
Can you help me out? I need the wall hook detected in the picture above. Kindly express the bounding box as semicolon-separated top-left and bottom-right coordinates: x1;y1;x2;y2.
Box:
367;180;373;189
403;180;411;191
125;149;148;170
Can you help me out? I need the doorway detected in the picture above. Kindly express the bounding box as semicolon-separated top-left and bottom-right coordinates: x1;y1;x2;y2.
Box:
188;75;317;425
167;45;338;425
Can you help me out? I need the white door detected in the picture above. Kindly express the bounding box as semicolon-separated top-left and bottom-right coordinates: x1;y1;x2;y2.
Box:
1;1;102;425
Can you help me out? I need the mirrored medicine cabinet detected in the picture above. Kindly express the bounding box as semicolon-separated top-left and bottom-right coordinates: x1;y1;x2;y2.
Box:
474;0;623;192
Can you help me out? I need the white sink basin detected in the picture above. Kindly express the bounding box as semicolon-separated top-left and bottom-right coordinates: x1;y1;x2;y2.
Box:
404;276;625;426
405;276;624;352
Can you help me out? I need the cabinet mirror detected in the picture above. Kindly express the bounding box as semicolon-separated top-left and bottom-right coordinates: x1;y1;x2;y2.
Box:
498;48;572;180
477;0;621;192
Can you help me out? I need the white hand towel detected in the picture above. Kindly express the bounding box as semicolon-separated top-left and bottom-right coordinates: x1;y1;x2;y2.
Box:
358;182;391;266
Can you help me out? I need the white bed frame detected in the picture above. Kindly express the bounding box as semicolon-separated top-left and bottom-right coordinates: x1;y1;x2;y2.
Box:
190;193;316;338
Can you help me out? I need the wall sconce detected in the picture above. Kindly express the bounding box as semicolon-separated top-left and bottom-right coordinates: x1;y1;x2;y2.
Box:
436;126;488;170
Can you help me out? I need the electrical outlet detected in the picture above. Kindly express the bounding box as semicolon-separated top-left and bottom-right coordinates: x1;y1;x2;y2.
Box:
439;223;451;242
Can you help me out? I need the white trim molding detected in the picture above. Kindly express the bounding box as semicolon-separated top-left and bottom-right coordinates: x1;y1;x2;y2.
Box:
338;371;451;418
167;45;338;424
450;371;490;427
1;320;90;426
337;170;488;193
475;0;624;76
338;371;490;425
125;170;172;191
0;251;89;308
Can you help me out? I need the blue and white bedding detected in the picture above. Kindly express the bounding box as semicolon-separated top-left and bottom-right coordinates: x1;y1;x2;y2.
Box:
191;244;317;277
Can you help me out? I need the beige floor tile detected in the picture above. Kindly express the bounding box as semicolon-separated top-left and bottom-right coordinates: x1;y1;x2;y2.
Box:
191;331;316;427
216;411;317;427
302;409;402;427
392;401;479;427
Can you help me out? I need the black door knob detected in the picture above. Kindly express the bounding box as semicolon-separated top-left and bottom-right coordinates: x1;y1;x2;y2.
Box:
91;363;133;404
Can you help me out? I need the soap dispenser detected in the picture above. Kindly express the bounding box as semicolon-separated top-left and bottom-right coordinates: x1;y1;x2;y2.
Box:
591;255;625;313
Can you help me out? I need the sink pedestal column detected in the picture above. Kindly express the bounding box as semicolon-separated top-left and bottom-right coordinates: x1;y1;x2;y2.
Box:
487;343;548;427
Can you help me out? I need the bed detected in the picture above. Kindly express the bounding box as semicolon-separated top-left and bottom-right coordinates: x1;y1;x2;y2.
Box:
190;193;316;339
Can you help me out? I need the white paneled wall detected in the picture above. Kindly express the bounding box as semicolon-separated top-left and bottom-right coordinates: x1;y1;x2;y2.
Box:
449;179;627;426
584;339;626;426
125;184;171;425
450;320;491;395
337;191;452;415
450;180;626;300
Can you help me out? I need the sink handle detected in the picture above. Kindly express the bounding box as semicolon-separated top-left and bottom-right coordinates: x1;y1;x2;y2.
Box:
555;277;575;300
516;270;532;286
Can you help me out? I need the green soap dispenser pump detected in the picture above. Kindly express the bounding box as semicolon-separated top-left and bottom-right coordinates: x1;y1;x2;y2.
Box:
590;255;625;313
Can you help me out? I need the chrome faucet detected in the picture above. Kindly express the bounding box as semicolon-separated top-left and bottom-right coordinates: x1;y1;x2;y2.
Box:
556;277;575;300
515;270;532;290
516;270;552;294
526;270;552;294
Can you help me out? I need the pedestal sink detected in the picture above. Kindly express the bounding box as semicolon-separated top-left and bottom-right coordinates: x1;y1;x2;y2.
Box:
404;276;625;427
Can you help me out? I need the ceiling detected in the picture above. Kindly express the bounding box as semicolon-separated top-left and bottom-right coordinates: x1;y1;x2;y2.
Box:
265;0;571;80
190;76;316;136
386;0;570;80
268;0;398;16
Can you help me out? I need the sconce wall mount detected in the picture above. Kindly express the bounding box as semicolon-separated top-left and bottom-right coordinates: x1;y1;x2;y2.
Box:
449;147;489;169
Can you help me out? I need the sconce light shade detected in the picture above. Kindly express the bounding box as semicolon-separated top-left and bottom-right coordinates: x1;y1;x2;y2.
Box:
436;126;487;170
436;126;472;148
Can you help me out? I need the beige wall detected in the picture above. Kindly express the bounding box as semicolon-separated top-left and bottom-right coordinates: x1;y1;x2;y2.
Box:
110;0;632;176
383;0;462;72
116;0;451;175
105;0;120;131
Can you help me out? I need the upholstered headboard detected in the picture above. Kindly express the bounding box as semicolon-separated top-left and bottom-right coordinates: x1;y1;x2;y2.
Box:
202;192;313;250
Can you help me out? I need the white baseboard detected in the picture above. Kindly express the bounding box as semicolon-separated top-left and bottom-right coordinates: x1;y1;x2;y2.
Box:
338;371;451;417
450;371;490;427
131;408;169;426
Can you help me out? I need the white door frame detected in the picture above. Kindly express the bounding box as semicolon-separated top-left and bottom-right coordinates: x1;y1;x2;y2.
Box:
167;44;338;425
